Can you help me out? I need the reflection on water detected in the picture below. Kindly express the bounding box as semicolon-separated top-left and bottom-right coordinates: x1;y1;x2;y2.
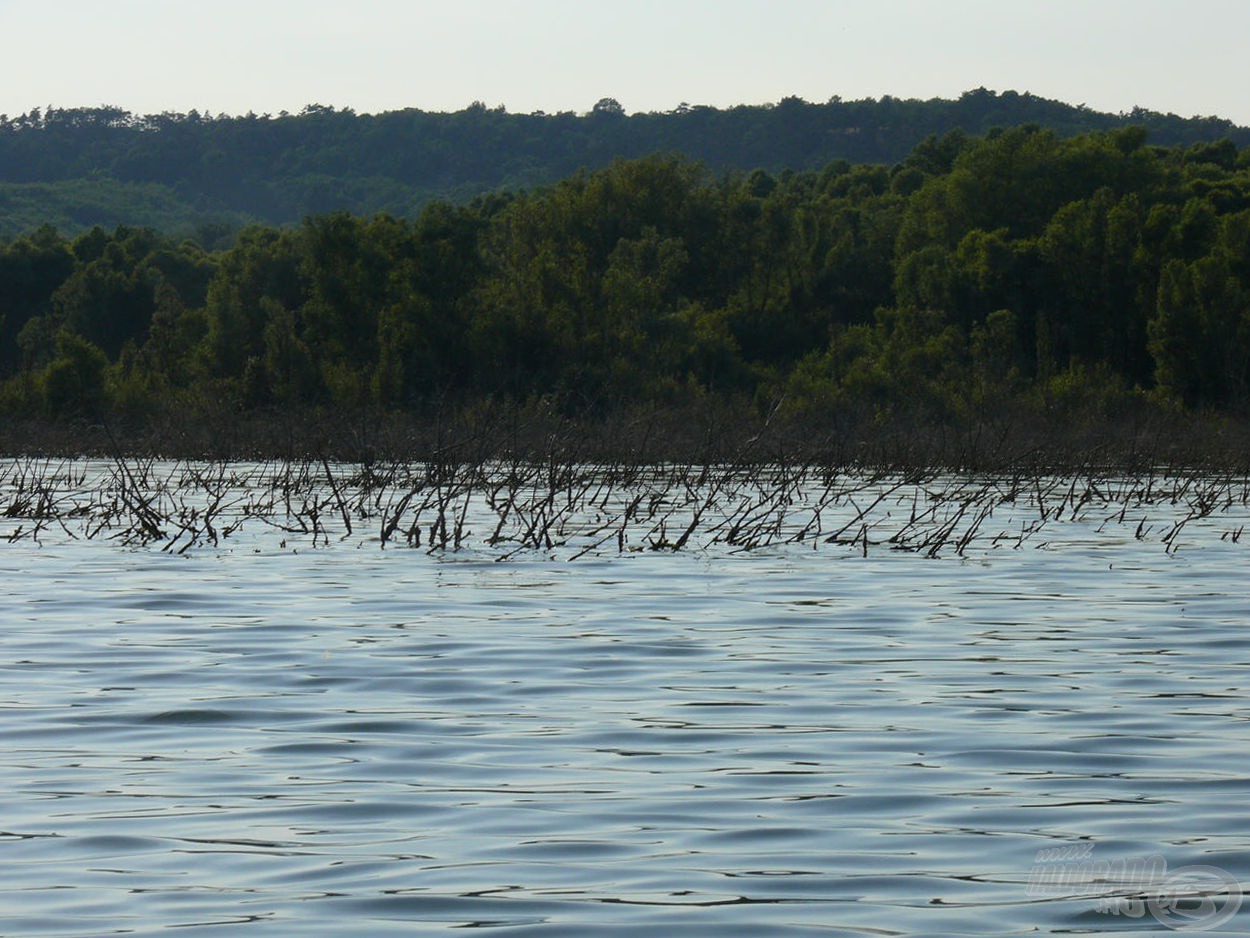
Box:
2;476;1249;934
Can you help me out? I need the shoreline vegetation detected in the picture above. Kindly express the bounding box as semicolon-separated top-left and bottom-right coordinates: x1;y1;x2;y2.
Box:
4;401;1250;473
4;413;1249;558
4;122;1250;470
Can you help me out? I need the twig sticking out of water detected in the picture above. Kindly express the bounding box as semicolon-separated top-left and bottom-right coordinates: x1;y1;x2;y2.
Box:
2;451;1250;559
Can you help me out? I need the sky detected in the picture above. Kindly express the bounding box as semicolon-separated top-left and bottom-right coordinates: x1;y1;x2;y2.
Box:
1;0;1248;124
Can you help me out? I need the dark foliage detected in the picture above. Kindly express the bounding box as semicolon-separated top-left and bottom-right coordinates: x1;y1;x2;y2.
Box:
6;125;1250;451
1;90;1248;235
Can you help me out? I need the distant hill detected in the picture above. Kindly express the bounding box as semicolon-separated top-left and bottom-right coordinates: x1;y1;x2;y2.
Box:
1;88;1247;238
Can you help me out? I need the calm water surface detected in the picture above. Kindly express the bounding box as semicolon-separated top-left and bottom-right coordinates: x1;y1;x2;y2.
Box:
2;475;1249;935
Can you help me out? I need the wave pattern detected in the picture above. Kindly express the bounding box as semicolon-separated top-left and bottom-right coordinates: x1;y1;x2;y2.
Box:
1;466;1249;934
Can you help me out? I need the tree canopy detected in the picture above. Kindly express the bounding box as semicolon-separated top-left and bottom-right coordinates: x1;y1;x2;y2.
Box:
1;90;1247;237
6;126;1250;439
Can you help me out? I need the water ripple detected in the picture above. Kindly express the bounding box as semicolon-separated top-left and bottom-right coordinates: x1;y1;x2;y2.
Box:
2;478;1249;934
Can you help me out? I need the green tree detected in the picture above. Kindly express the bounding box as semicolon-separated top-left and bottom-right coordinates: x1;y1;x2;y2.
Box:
40;330;109;415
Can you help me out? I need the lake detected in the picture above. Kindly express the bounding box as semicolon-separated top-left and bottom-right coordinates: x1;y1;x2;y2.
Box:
2;461;1248;935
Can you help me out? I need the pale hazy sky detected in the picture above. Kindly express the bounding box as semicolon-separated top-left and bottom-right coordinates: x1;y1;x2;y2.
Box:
1;0;1247;124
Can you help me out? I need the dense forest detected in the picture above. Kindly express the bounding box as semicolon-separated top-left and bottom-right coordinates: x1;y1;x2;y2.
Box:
1;89;1247;237
4;123;1250;457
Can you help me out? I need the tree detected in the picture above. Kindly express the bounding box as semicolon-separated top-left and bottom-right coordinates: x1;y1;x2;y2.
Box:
1150;256;1250;404
40;330;108;415
591;98;625;118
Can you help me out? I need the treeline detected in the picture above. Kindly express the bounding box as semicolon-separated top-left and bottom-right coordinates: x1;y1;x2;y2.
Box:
5;125;1250;444
1;89;1248;236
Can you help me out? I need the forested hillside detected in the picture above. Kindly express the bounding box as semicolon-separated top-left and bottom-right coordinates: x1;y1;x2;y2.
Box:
1;89;1247;237
5;125;1250;453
